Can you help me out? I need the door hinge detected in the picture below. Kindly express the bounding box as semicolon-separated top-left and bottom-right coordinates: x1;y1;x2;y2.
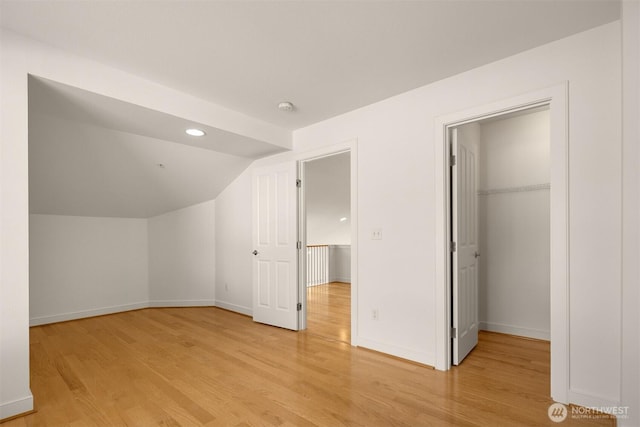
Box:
451;327;457;338
297;241;302;250
297;302;302;311
450;154;456;167
450;241;456;252
296;179;302;188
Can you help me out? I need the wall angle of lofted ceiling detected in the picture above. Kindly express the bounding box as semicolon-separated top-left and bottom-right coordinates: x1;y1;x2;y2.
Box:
28;76;287;219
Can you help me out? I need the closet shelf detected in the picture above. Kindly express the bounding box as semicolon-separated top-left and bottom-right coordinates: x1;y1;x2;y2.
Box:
478;183;550;196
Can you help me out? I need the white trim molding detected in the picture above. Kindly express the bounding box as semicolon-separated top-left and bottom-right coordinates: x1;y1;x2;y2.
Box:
214;300;252;317
29;302;149;326
147;300;216;308
357;337;434;367
434;83;569;404
30;300;217;326
295;138;359;346
0;395;34;421
479;321;550;341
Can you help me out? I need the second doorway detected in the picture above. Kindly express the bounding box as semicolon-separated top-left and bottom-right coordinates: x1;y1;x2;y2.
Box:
302;151;351;343
451;106;551;365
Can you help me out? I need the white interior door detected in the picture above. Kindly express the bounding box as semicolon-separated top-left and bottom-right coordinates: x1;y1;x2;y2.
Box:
452;126;479;365
252;162;299;330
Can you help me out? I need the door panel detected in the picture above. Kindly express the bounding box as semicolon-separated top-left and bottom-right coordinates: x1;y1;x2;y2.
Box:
252;162;299;330
452;126;479;365
257;260;270;307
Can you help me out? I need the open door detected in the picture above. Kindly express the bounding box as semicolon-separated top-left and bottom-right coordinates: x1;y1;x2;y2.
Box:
252;161;299;330
451;126;479;364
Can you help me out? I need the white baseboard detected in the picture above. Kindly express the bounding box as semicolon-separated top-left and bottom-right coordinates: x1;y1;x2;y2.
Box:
30;302;148;326
307;279;351;287
30;300;218;326
357;337;434;367
479;321;550;340
568;389;622;413
214;300;252;316
148;299;216;308
0;394;33;421
306;282;326;287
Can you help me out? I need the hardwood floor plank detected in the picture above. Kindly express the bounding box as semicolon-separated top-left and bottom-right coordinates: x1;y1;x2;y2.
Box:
2;306;615;426
307;282;351;343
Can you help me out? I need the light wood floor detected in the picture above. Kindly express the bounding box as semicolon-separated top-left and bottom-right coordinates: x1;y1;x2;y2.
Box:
4;304;615;426
306;282;350;343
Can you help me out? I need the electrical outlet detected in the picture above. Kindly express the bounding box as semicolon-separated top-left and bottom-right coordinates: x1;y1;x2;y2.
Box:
224;283;229;292
372;308;379;320
371;228;382;240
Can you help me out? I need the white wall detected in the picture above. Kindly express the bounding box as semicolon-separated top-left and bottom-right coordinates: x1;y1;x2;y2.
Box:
0;27;291;419
29;215;149;325
329;245;351;283
148;200;216;306
29;206;215;326
215;22;620;408
305;152;351;286
1;31;33;420
215;172;254;315
305;152;351;245
621;2;640;426
476;110;550;340
2;19;638;423
478;110;550;190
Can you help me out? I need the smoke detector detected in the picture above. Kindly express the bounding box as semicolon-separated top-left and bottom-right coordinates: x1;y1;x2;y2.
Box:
278;101;294;112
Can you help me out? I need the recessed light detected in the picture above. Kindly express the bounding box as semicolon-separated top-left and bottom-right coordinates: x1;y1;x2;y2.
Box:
185;128;206;137
340;217;348;222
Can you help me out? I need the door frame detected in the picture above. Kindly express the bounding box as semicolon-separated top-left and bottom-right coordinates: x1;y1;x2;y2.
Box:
434;83;569;403
296;139;359;346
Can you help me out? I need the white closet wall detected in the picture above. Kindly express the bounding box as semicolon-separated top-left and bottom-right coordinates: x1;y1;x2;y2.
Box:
478;109;551;340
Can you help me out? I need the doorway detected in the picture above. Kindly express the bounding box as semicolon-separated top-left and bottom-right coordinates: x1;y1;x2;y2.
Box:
251;140;358;340
450;106;551;365
434;83;569;403
300;151;352;343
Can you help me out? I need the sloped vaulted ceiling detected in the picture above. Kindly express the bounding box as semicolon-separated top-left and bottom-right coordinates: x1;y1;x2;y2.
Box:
28;77;286;218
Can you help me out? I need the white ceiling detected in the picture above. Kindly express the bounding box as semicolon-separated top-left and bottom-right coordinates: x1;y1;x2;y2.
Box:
2;1;620;130
3;1;620;218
